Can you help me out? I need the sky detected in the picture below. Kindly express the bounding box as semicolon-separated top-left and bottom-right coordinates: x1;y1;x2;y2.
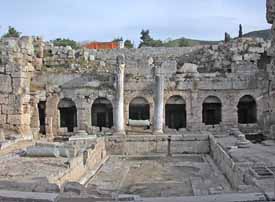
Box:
0;0;270;46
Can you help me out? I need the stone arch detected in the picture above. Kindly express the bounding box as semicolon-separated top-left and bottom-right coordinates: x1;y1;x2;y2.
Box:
91;97;113;131
129;97;150;120
165;95;186;130
58;98;77;132
202;96;222;125
237;95;257;124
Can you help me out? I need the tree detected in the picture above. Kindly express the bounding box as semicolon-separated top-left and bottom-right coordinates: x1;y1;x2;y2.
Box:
52;38;79;49
2;26;21;38
112;37;123;42
239;24;243;38
224;32;231;43
139;29;163;48
124;40;134;48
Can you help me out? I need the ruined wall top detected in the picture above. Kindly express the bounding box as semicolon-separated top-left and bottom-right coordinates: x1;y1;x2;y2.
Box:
267;0;275;24
0;36;271;79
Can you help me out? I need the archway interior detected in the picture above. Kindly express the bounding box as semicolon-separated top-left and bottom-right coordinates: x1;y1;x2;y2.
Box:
91;98;113;131
129;97;150;120
165;96;186;130
38;101;46;134
237;95;257;124
203;96;222;125
58;98;77;132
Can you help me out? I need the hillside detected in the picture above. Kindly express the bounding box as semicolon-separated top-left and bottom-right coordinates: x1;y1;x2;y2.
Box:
164;29;271;47
242;29;271;41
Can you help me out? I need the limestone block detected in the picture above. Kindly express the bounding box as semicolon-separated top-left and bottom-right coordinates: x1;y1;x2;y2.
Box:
243;53;261;61
83;51;89;61
7;115;22;125
21;113;31;126
178;63;198;73
63;181;86;195
0;66;5;73
0;115;6;125
0;95;8;105
2;95;24;114
33;58;43;70
232;55;243;61
11;70;28;79
12;77;30;94
25;146;60;157
89;55;95;61
0;75;12;93
248;47;265;53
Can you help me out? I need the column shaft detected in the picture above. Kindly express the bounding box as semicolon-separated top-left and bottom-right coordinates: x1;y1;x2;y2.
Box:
153;75;164;134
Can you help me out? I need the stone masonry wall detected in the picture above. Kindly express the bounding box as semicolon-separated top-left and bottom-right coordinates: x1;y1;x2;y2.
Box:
0;37;38;137
0;35;273;137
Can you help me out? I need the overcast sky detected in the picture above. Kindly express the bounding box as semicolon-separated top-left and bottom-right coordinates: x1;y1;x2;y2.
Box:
0;0;270;45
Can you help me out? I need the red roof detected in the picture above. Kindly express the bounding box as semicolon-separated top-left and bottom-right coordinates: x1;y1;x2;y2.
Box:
84;42;119;50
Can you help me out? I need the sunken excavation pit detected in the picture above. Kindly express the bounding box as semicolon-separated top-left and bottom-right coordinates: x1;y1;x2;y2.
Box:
1;4;275;201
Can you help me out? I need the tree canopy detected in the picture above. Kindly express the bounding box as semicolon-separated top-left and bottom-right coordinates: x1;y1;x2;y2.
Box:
124;39;134;48
52;38;79;49
2;26;21;38
139;29;163;48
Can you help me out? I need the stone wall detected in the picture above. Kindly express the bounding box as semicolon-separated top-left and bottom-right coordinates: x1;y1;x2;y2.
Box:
27;37;272;135
106;134;209;155
0;35;273;137
0;37;38;137
264;0;275;139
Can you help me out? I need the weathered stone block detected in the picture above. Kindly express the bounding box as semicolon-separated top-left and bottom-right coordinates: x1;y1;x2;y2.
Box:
7;115;22;125
0;75;12;93
232;55;243;61
248;47;265;53
0;115;6;125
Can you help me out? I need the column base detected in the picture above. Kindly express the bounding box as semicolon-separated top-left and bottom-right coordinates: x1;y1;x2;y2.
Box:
113;131;126;136
153;129;163;135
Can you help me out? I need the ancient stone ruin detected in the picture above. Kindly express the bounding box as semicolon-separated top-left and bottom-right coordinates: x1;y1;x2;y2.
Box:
0;1;275;202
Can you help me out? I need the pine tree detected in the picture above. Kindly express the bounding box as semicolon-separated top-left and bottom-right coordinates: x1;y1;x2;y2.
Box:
2;26;21;38
239;24;243;38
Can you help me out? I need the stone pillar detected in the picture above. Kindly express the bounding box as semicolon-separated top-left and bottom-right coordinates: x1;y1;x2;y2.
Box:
114;55;126;135
46;117;54;140
30;97;40;136
153;66;164;134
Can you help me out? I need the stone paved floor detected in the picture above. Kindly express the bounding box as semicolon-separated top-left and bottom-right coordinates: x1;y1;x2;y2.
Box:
0;153;68;182
88;155;233;197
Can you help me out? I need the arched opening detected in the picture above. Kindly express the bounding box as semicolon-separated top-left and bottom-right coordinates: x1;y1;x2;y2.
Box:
38;101;46;134
129;97;150;120
58;98;77;132
91;98;113;131
203;96;222;125
165;96;186;130
238;95;257;124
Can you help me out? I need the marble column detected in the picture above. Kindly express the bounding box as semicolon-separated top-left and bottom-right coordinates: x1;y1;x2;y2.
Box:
114;55;126;135
153;65;164;134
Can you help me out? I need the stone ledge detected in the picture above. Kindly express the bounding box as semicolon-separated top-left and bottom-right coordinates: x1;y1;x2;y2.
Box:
0;190;58;202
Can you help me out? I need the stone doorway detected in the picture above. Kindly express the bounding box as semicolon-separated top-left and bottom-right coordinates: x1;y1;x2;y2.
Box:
58;98;77;132
203;96;222;125
165;96;186;130
238;95;257;124
38;101;46;134
129;97;150;120
91;98;113;131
